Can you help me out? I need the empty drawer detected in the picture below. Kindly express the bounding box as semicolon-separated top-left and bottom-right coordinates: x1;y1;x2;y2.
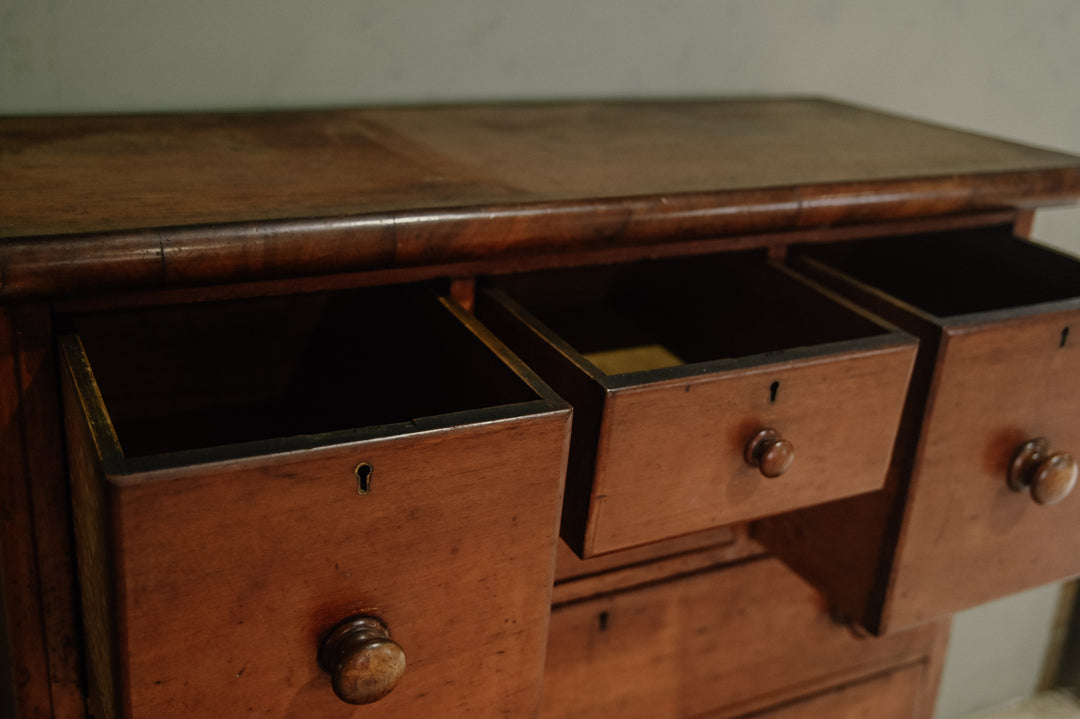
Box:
60;285;571;718
476;252;916;556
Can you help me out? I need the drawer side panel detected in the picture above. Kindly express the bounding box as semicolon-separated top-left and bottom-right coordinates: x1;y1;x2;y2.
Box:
60;343;121;719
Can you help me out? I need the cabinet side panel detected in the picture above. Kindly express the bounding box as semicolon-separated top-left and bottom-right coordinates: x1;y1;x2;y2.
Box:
0;307;53;717
14;305;86;719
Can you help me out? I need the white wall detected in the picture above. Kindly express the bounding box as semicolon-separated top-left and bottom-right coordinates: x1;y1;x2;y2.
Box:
3;2;1079;715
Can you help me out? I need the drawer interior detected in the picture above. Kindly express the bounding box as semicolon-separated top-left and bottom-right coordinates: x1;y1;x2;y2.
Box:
68;286;541;459
490;251;890;376
796;226;1080;317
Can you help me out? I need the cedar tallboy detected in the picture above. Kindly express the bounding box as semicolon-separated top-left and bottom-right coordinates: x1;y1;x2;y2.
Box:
2;99;1080;718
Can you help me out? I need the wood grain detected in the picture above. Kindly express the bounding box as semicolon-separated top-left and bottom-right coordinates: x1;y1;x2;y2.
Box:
728;664;923;719
64;387;571;718
10;306;85;719
2;100;1079;299
4;98;1077;718
552;525;765;605
760;228;1080;633
885;307;1080;629
479;256;915;556
587;340;914;555
754;255;950;633
553;526;751;583
540;558;941;719
0;305;86;719
59;285;573;717
60;337;121;719
49;210;1022;317
0;308;54;718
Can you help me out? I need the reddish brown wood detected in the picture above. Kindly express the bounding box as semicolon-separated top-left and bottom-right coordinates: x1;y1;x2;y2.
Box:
63;351;571;717
884;308;1080;629
553;525;756;583
754;250;951;633
58;284;573;718
915;618;952;719
448;277;475;312
0;305;85;719
2;100;1078;299
540;558;942;719
732;664;924;719
760;228;1080;633
6;98;1080;719
1014;209;1037;239
585;342;913;556
10;306;85;719
552;526;765;605
478;257;915;557
60;342;119;719
50;210;1021;317
0;308;54;718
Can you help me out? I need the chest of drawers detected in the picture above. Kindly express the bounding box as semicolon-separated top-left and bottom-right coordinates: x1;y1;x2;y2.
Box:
2;98;1080;718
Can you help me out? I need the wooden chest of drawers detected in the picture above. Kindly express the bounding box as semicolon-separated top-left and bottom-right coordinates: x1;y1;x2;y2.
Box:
1;98;1079;718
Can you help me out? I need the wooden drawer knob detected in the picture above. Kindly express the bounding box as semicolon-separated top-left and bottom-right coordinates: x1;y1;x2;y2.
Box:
1008;438;1078;506
745;428;795;478
318;615;406;705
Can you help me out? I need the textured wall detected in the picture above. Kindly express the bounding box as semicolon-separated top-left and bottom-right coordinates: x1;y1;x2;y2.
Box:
2;2;1079;716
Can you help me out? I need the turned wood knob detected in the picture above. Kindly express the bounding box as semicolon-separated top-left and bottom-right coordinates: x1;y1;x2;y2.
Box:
745;428;795;478
318;615;406;705
1008;438;1078;506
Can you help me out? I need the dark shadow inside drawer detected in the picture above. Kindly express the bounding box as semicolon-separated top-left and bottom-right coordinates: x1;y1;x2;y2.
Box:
64;285;547;462
485;252;891;379
793;225;1080;319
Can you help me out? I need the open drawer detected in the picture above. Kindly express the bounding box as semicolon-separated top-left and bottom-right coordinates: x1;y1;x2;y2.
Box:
758;226;1080;633
59;285;571;718
475;252;917;557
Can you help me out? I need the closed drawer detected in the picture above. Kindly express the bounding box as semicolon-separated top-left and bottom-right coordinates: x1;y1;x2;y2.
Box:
732;665;924;719
476;252;916;556
540;558;942;719
60;286;571;718
762;226;1080;632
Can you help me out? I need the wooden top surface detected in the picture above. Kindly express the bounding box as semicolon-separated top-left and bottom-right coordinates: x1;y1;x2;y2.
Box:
2;98;1079;298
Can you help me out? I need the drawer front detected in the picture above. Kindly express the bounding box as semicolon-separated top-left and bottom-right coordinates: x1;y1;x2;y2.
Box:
60;288;572;718
590;345;913;554
540;558;941;719
887;307;1080;627
479;254;915;557
737;665;924;719
96;419;568;718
